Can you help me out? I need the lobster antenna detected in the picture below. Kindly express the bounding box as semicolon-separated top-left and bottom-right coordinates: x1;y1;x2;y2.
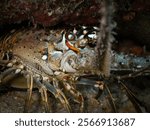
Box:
96;0;116;77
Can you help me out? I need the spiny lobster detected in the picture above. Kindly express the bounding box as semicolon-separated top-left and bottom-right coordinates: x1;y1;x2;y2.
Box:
0;0;149;112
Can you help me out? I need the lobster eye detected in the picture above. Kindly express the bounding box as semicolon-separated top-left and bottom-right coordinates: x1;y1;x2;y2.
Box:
65;33;76;41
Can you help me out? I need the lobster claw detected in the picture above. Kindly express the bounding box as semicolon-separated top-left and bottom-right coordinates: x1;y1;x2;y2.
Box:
24;74;33;112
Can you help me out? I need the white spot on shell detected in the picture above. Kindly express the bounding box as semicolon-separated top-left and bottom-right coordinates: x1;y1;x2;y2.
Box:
15;69;21;74
42;55;48;60
88;34;97;39
7;63;13;67
83;30;88;35
136;65;142;69
43;76;49;81
39;38;43;42
48;11;52;16
65;83;71;90
18;65;24;69
93;26;99;30
82;26;87;29
73;28;77;34
68;34;74;40
113;63;118;67
78;35;84;40
62;69;66;72
54;71;61;75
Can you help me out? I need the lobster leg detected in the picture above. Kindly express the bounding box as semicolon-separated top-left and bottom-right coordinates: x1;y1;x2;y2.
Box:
63;81;84;112
76;78;104;90
24;74;33;112
43;80;71;112
119;81;142;112
40;88;50;112
105;83;117;112
33;78;50;112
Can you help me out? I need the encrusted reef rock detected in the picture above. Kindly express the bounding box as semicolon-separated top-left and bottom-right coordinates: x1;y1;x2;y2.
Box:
0;0;102;26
